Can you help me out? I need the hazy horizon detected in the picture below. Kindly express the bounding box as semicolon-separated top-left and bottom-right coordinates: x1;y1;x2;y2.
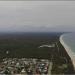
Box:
0;1;75;32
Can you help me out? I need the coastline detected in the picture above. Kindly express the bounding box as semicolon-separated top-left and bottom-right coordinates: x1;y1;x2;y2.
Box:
60;34;75;68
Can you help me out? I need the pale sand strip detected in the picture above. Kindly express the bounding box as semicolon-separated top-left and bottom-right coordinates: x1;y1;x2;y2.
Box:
60;35;75;68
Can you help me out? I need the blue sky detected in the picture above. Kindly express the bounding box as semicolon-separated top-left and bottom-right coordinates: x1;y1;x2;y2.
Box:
0;1;75;32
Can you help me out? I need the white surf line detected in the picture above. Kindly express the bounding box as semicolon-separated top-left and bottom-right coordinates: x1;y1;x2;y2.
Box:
60;34;75;69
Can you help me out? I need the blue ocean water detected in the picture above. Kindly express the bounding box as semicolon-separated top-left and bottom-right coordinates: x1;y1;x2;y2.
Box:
62;33;75;53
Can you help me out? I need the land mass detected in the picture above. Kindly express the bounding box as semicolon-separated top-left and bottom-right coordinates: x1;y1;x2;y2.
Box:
0;32;74;74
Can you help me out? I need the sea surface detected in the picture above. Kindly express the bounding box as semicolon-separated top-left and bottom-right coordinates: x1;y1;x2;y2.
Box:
61;33;75;53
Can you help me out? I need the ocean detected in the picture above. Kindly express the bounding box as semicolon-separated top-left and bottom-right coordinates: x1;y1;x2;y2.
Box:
60;33;75;68
61;33;75;53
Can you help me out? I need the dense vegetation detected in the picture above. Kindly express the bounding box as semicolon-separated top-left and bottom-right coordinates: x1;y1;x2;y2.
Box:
0;32;60;59
0;32;74;74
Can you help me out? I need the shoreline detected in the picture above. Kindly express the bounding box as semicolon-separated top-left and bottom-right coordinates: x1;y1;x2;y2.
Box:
60;34;75;68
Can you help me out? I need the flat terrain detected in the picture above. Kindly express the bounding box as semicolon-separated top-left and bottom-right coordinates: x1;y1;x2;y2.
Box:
0;32;61;59
0;32;74;74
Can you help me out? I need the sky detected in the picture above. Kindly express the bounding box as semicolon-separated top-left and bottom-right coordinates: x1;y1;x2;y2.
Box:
0;1;75;32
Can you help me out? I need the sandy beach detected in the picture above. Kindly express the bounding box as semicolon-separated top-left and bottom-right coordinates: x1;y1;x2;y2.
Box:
60;34;75;68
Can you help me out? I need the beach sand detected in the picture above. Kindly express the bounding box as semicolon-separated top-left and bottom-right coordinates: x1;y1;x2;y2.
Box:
60;35;75;69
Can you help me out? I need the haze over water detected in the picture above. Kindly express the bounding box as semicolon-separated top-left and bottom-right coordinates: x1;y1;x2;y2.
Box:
62;33;75;53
